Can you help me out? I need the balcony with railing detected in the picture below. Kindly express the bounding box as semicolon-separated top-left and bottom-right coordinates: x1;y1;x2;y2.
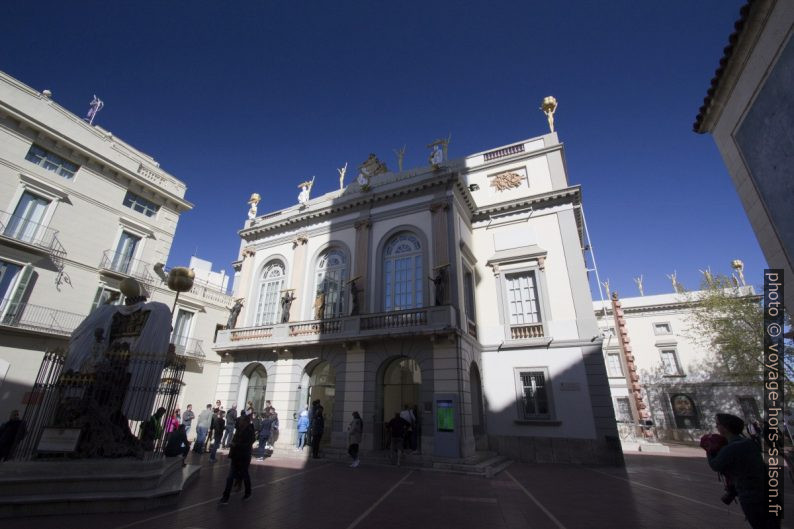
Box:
171;335;206;360
216;305;457;352
0;209;66;261
99;250;154;285
0;298;85;337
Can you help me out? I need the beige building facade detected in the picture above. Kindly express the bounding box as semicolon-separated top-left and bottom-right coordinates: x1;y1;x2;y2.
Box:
0;71;232;422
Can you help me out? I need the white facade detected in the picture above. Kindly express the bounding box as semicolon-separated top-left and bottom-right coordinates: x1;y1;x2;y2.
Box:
594;288;763;442
215;132;620;464
0;71;233;422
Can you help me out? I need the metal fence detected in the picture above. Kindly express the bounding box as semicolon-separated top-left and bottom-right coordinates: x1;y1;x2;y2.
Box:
13;349;185;461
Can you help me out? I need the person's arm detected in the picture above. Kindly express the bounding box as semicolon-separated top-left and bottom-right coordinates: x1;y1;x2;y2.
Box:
707;444;737;473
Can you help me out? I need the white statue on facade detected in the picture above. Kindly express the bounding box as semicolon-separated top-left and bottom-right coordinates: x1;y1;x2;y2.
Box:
247;193;260;220
298;176;315;206
667;271;684;293
633;275;644;296
337;163;348;190
699;266;714;287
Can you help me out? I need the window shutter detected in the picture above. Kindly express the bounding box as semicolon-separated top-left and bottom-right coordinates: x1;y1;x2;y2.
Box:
3;264;34;324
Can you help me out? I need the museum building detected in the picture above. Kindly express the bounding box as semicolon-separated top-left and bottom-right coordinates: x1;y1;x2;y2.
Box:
214;128;621;464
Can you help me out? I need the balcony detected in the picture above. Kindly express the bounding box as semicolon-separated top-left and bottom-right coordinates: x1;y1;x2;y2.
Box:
0;298;85;337
0;209;66;261
99;250;154;285
172;335;206;360
510;323;544;340
215;305;457;352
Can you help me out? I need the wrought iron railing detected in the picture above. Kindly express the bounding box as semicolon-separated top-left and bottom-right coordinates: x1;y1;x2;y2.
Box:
171;335;205;359
0;298;85;336
99;249;154;284
0;209;66;260
360;308;427;330
510;323;544;340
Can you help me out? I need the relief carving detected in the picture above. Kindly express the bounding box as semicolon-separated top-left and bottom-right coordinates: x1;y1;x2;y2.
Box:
489;171;525;191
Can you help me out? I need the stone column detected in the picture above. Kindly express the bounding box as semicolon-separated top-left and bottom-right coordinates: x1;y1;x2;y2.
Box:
236;248;256;325
353;218;371;313
289;235;309;320
343;342;368;447
270;352;299;446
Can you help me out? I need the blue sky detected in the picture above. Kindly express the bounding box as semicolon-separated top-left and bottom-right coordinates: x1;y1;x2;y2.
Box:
2;0;762;298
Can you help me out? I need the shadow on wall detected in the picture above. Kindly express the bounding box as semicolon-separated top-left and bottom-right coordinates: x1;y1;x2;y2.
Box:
481;347;625;467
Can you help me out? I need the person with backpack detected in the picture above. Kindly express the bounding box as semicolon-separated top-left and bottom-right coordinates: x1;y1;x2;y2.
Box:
219;413;256;504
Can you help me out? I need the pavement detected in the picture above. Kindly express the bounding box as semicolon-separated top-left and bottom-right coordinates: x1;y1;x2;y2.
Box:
4;445;793;529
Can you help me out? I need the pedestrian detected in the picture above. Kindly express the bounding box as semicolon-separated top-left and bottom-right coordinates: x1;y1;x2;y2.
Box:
223;403;238;448
296;406;309;451
705;413;779;529
269;409;279;450
400;404;416;452
245;400;254;416
164;410;180;441
214;399;223;413
182;404;195;439
307;399;320;448
209;410;225;462
193;404;213;454
256;411;275;460
0;410;26;461
347;411;363;468
220;413;256;504
310;405;324;459
140;407;166;452
387;412;409;466
163;424;190;465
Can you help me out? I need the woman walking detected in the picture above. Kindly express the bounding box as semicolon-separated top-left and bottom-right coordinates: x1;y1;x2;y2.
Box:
348;411;363;468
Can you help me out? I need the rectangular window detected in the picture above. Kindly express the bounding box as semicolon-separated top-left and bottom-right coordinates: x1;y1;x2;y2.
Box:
111;231;141;274
616;397;633;423
661;349;682;376
606;352;624;377
653;322;672;335
91;285;122;311
123;191;160;218
4;191;50;245
463;268;475;322
25;144;79;179
173;309;194;348
518;370;550;419
505;271;540;324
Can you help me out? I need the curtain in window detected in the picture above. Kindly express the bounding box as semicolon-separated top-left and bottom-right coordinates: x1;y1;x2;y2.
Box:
173;309;194;349
314;249;347;318
6;192;49;244
112;231;140;274
255;261;285;325
383;233;423;311
506;272;540;324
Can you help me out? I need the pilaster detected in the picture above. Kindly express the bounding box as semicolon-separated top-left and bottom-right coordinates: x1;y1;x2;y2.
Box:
236;248;256;324
288;235;309;320
353;218;371;313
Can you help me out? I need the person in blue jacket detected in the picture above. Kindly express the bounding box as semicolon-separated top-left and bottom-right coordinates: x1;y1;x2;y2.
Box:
296;406;310;451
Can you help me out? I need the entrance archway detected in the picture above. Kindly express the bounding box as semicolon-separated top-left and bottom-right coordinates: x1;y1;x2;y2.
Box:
380;357;422;450
301;361;336;446
240;364;267;413
470;363;484;435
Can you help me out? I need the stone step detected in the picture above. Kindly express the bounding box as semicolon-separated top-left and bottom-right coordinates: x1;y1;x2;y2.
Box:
0;460;201;518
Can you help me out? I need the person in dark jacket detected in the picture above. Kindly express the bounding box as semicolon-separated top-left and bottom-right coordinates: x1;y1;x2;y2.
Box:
0;410;26;461
220;413;256;504
706;413;779;529
163;424;190;464
310;405;324;459
222;404;237;448
256;411;276;460
209;410;225;462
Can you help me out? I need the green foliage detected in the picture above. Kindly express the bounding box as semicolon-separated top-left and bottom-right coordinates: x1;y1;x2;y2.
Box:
684;275;792;392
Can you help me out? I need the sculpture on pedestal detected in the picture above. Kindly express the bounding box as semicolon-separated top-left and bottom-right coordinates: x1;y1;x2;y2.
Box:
430;265;449;306
247;193;260;220
427;135;450;168
337;163;348;190
357;154;388;191
57;277;178;458
541;96;558;133
280;290;296;323
227;299;243;329
348;277;362;316
298;177;315;206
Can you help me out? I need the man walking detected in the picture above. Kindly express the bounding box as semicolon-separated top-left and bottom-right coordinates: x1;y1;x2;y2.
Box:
223;403;237;448
193;404;213;454
182;404;195;439
209;410;225;462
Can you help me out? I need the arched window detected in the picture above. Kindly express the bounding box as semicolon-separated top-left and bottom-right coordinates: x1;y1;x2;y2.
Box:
383;232;423;311
314;248;348;319
254;260;286;325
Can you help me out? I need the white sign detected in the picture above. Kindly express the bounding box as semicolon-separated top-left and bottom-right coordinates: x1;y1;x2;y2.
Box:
37;428;81;453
